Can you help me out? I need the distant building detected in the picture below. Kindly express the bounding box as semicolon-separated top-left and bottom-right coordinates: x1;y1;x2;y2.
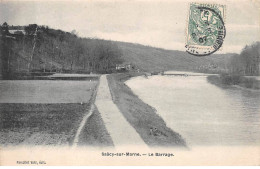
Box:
116;64;125;70
116;63;133;71
1;23;25;36
9;30;25;35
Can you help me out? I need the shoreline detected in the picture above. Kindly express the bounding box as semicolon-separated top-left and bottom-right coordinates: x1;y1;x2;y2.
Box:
207;74;260;90
107;72;187;148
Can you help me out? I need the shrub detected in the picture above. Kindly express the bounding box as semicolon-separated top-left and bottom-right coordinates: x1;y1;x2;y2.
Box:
220;73;241;85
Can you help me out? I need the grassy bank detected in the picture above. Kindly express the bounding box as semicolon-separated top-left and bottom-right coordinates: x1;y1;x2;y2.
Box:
77;105;114;147
207;74;260;90
107;73;186;147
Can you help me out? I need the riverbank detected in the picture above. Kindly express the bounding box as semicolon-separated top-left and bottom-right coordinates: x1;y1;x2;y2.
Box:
125;72;260;146
107;73;187;147
207;74;260;90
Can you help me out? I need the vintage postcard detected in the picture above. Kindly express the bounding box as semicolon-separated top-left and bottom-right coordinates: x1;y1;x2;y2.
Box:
0;0;260;166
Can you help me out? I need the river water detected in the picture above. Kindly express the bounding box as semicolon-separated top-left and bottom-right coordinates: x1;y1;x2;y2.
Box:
126;72;260;146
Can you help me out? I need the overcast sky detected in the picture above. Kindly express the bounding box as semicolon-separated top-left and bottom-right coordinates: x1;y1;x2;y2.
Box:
1;0;259;54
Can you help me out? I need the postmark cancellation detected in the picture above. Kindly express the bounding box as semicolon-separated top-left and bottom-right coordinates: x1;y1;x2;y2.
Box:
185;2;226;56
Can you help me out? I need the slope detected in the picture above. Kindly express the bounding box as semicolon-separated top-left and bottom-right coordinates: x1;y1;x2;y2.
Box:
116;42;234;73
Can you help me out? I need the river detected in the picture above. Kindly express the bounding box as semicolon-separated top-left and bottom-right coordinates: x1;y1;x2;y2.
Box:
125;71;260;146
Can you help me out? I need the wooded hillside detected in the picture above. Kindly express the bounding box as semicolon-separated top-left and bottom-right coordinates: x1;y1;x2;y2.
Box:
227;42;260;76
2;22;258;80
0;23;123;79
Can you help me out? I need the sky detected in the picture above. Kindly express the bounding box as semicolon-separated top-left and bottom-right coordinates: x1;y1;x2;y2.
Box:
0;0;259;54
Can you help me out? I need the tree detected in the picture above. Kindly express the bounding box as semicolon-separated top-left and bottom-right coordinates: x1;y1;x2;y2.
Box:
228;42;260;76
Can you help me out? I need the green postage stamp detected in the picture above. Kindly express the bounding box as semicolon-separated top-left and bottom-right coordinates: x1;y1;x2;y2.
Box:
186;3;226;56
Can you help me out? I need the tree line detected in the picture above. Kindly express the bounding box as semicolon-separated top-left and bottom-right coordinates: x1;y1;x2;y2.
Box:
0;23;123;79
227;42;260;76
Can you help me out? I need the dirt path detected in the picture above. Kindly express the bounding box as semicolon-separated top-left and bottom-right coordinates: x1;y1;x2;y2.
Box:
72;103;95;148
95;75;148;148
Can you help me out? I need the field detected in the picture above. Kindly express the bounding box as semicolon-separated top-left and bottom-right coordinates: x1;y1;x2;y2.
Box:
0;79;100;146
0;80;97;103
0;103;89;146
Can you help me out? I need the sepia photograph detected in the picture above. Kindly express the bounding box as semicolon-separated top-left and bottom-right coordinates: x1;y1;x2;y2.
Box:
0;0;259;166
